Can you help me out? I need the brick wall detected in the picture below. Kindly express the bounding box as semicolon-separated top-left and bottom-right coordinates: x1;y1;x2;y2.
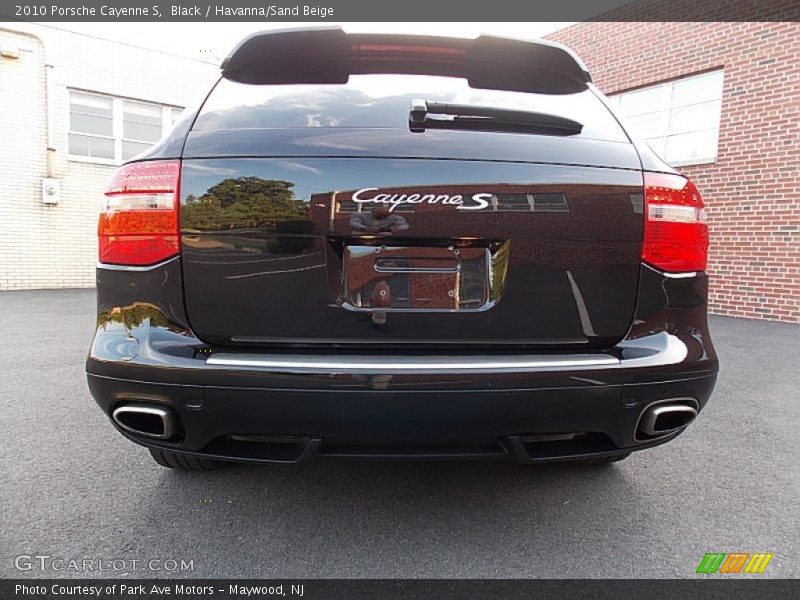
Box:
0;24;218;290
548;20;800;322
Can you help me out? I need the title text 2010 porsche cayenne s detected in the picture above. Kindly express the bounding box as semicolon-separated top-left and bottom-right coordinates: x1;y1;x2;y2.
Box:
86;29;718;470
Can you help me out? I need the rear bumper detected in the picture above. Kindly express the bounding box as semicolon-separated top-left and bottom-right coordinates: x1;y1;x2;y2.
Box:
87;370;716;464
86;261;718;464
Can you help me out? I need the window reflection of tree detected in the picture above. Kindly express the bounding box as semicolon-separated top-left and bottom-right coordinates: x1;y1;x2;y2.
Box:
97;304;173;333
181;177;309;231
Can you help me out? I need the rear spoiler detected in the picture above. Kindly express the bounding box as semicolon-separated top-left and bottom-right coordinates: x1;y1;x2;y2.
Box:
221;27;592;94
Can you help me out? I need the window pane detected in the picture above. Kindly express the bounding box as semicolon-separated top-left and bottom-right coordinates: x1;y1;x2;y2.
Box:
70;92;112;117
171;108;184;125
669;100;721;134
70;113;112;136
123;101;162;124
121;140;152;161
533;193;569;212
89;136;115;159
69;134;114;158
196;76;628;142
664;130;719;164
68;133;89;156
336;200;359;213
123;121;162;142
626;112;664;139
496;194;530;211
619;85;665;116
671;70;724;107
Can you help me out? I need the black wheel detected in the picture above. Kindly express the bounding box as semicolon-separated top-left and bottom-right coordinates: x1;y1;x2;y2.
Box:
148;448;226;471
571;453;631;465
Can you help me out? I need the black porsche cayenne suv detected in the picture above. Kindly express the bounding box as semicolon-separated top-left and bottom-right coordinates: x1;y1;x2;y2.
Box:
87;29;718;470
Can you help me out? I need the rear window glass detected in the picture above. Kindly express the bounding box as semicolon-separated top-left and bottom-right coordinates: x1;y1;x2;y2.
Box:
194;75;627;143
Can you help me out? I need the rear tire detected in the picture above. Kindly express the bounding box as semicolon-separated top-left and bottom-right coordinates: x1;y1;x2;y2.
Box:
148;448;226;471
571;453;631;465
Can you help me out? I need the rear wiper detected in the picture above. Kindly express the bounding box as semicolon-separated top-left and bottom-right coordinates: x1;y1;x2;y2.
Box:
408;99;583;136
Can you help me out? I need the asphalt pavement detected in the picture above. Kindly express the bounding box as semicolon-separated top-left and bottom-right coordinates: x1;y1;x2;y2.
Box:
2;289;798;578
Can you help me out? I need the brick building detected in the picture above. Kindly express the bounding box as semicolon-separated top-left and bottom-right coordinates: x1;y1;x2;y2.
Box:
547;20;800;322
0;24;218;289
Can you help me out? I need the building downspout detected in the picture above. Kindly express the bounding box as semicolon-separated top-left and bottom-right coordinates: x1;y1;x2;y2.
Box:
45;61;55;177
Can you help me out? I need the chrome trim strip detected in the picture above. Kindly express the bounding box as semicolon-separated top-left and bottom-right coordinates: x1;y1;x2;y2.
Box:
97;256;179;271
373;264;460;274
338;303;496;314
643;263;697;279
206;332;688;375
206;353;620;375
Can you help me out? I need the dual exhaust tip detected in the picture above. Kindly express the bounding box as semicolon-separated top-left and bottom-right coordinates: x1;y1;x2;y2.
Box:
112;403;177;440
637;399;698;440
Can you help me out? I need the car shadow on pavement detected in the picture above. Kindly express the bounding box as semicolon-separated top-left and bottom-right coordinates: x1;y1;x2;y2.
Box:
132;457;645;577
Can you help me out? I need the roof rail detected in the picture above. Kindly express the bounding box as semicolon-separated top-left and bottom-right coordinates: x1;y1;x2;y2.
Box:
221;27;591;94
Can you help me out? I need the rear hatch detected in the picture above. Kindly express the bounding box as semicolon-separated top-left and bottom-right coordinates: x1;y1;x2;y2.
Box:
179;32;644;349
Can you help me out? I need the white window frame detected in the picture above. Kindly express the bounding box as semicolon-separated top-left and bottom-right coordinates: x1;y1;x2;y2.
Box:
608;70;724;168
68;89;182;166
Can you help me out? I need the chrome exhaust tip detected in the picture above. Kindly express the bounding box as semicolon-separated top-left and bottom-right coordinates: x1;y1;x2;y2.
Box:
112;404;176;440
637;399;698;439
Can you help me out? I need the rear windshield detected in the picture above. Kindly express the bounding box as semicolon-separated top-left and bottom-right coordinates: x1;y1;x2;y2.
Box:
193;75;628;143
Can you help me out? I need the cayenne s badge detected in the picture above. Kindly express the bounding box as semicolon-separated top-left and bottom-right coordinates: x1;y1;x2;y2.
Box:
351;187;493;212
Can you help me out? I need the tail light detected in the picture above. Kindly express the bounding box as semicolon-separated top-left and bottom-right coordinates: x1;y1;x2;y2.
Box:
642;172;708;273
99;160;180;266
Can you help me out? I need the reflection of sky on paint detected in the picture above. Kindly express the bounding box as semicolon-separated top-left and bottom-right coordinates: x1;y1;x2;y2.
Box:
42;22;574;64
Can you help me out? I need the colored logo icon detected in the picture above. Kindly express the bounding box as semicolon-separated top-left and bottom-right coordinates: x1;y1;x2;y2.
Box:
696;553;773;574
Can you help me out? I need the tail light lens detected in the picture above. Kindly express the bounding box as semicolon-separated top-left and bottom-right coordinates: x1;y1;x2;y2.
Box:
99;160;180;266
642;172;708;273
